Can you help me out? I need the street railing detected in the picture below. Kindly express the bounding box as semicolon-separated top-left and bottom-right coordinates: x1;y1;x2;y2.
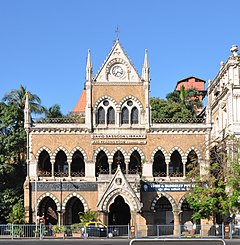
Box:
0;223;238;239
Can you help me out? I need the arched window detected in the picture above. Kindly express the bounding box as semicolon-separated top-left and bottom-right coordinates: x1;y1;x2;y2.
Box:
38;150;51;177
169;150;183;177
186;150;199;175
112;150;126;174
54;150;68;177
121;107;129;124
97;106;105;124
96;150;109;176
71;150;85;177
129;150;142;175
107;107;115;124
153;150;166;177
131;107;138;124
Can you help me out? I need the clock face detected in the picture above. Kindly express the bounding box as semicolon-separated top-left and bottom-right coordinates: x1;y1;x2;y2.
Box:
112;65;123;77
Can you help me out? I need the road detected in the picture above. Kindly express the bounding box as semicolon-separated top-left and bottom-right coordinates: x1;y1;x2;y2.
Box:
0;239;239;245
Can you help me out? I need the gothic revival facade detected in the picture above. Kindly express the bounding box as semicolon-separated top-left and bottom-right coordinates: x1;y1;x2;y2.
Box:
24;40;240;233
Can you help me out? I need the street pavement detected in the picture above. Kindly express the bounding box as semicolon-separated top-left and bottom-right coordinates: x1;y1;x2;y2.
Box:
0;239;239;245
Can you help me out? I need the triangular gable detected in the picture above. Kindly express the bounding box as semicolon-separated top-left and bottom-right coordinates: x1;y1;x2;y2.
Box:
97;165;141;212
94;39;141;83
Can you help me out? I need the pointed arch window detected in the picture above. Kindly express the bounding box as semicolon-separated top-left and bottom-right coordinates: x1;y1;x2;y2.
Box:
169;150;183;177
96;150;109;176
97;106;105;124
121;107;129;124
153;150;166;177
107;107;115;124
131;107;138;124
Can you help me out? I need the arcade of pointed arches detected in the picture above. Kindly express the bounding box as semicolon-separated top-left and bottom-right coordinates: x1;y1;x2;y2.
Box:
35;145;201;178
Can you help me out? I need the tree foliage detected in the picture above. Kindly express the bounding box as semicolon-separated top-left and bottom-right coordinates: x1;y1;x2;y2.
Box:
79;210;99;224
186;137;240;223
150;86;202;120
0;85;45;223
6;200;25;224
2;84;45;114
44;104;63;118
0;102;26;223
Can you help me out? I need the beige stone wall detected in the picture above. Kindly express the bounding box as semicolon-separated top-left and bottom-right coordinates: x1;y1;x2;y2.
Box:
31;132;205;161
33;190;98;212
31;133;93;159
92;84;146;107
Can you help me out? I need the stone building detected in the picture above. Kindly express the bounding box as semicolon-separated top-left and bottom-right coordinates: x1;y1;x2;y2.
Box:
24;40;240;233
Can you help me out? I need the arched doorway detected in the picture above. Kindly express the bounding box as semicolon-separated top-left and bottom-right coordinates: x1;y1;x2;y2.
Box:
108;195;131;225
154;196;173;225
64;197;84;224
154;196;173;235
38;196;58;225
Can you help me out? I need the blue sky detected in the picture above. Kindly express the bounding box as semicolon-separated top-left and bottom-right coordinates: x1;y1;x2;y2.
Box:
0;0;239;115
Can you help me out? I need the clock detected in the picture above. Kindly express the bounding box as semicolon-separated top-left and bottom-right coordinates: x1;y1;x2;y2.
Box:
112;65;124;77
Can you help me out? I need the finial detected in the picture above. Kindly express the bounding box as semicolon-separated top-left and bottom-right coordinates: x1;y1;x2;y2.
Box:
86;49;92;68
115;25;120;40
24;92;30;110
143;49;149;68
230;45;238;57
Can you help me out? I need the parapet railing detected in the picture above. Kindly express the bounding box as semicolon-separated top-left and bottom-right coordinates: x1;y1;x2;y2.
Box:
152;118;205;124
33;117;85;124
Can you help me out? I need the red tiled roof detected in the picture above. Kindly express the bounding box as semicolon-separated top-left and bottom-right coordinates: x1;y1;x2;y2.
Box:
72;89;86;113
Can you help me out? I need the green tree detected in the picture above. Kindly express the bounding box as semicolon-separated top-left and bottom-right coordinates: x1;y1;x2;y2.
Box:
2;84;45;114
186;138;240;223
0;102;26;223
150;86;201;120
6;200;25;224
44;104;63;118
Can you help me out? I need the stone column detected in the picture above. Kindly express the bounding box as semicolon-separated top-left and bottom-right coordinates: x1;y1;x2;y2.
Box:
50;157;55;178
126;161;129;175
67;157;71;178
109;162;112;175
166;157;170;178
58;211;64;226
173;209;181;236
183;162;186;177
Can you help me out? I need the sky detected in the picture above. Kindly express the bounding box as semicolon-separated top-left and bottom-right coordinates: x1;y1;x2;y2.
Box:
0;0;240;115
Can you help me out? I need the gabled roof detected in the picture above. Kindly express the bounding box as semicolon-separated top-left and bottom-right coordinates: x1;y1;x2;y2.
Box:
94;39;141;82
97;165;141;212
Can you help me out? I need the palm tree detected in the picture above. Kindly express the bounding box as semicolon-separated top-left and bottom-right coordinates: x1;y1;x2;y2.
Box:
166;85;201;117
2;84;45;114
44;104;63;118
